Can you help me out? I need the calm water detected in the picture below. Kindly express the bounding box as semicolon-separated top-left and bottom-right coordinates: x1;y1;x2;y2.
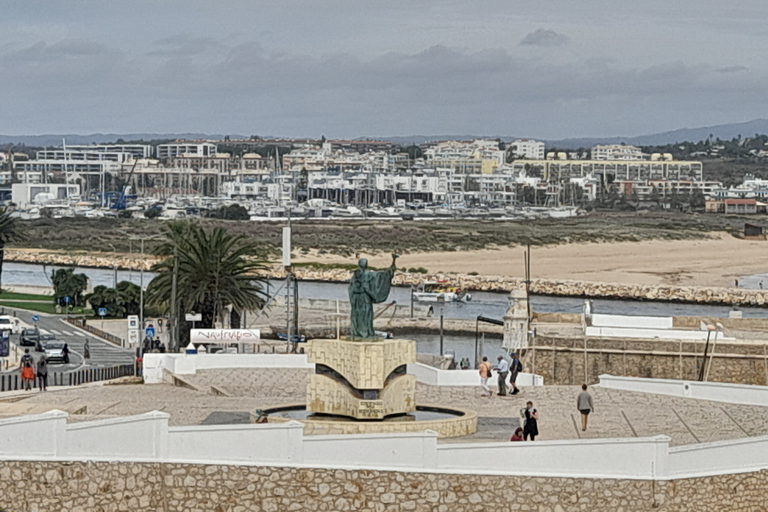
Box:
6;261;768;320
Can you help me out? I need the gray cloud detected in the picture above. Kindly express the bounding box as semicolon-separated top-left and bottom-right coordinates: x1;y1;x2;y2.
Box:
715;65;748;73
0;1;767;137
520;29;570;47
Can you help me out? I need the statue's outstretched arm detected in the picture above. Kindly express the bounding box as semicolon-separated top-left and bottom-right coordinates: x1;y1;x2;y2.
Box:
391;253;399;269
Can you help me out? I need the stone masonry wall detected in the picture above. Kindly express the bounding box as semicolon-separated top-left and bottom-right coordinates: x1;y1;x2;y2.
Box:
527;336;768;386
1;461;767;512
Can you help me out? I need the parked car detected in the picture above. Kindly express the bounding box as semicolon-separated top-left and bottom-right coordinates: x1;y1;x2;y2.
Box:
0;315;19;335
43;340;67;364
39;333;59;352
19;328;40;348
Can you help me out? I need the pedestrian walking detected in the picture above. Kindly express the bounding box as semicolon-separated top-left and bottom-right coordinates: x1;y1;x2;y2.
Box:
508;353;523;395
62;343;70;364
522;401;539;441
495;355;509;396
577;384;595;431
19;349;35;391
478;356;493;397
83;340;91;365
36;355;48;391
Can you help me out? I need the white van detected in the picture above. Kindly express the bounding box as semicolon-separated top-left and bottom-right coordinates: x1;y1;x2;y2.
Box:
0;315;19;334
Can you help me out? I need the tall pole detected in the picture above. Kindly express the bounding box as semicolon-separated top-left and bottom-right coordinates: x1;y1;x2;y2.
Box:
170;244;179;352
139;238;145;330
439;305;444;356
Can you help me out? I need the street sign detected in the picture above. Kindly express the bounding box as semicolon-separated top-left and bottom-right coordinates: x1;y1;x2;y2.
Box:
128;329;140;345
145;327;156;338
185;313;202;322
32;315;39;323
127;315;140;330
63;296;71;304
98;308;107;317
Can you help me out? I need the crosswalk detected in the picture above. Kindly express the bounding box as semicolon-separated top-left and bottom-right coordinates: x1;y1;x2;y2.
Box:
38;329;79;337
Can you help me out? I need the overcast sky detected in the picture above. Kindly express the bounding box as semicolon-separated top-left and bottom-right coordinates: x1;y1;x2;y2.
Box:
2;0;767;139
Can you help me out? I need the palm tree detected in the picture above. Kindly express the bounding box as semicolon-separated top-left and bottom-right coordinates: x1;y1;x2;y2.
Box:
0;207;25;291
146;221;270;351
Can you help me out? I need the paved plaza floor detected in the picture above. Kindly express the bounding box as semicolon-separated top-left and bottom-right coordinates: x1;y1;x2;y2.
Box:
12;368;768;446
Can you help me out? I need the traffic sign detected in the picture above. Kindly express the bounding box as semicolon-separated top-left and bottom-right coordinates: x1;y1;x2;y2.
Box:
185;313;202;322
98;308;107;317
127;315;140;330
63;296;71;304
32;315;39;323
145;327;156;338
128;329;140;345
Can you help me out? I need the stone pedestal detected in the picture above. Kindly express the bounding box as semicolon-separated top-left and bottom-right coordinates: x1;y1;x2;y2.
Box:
306;338;416;420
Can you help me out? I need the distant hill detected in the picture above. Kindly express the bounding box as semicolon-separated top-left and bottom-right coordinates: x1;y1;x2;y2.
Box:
3;119;768;149
0;133;245;147
381;119;768;149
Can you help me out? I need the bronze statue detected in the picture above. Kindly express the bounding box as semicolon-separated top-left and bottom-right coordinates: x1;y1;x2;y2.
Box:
348;254;398;338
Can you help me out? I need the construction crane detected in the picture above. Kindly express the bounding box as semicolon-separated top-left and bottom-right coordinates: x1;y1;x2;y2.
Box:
110;159;139;210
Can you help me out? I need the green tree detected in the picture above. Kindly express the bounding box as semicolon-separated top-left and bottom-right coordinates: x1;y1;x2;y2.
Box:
146;222;270;350
0;206;25;290
649;185;661;205
690;187;706;209
144;208;162;219
51;268;88;307
86;281;141;318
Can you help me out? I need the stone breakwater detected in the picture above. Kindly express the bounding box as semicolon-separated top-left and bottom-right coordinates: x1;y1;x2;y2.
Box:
7;248;768;306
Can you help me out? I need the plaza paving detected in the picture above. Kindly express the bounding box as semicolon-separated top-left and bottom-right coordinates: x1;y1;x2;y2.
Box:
12;367;768;446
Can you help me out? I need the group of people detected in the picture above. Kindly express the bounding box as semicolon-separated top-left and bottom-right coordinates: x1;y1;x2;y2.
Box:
19;349;49;391
478;353;523;397
142;336;166;355
477;353;596;441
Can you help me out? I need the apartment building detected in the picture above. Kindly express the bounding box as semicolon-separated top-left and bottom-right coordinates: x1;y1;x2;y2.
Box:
508;139;545;160
157;142;217;159
36;149;134;164
592;144;647;160
64;144;153;159
510;158;704;182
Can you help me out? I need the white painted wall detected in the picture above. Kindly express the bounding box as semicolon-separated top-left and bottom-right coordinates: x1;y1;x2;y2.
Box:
0;410;67;458
168;422;304;464
599;375;768;407
144;354;544;387
668;435;768;478
303;431;438;470
586;326;734;341
1;410;768;480
408;363;543;387
436;436;670;479
64;411;169;460
591;313;673;329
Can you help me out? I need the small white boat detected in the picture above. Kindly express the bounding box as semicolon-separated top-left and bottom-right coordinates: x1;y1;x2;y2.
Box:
412;281;471;303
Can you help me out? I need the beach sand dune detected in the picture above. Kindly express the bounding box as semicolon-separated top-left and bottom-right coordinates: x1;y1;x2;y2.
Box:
296;233;767;288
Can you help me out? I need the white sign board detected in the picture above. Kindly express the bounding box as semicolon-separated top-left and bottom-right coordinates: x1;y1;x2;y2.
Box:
127;315;140;330
282;226;291;267
185;313;202;322
128;329;140;345
190;329;261;344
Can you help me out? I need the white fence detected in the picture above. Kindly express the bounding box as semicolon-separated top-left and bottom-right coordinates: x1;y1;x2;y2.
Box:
598;375;768;407
591;314;673;329
586;313;734;341
3;409;767;480
143;353;544;387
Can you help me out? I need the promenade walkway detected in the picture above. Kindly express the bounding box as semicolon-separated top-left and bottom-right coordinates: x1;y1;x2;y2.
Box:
14;367;768;445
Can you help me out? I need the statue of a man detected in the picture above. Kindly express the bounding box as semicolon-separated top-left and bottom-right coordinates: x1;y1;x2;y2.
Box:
349;254;398;339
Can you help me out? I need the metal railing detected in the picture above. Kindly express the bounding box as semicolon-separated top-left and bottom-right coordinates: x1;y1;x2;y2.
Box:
66;317;125;346
0;363;136;392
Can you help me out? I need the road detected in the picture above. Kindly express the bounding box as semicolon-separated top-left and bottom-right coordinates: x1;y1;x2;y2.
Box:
3;309;135;373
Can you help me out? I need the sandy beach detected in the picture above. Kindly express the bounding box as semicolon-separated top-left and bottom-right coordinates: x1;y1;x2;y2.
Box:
295;233;768;288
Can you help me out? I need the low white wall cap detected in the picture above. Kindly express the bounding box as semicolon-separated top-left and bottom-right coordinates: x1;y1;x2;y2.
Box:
66;410;170;430
0;409;69;425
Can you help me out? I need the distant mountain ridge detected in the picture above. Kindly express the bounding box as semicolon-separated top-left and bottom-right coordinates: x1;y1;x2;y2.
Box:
2;119;768;149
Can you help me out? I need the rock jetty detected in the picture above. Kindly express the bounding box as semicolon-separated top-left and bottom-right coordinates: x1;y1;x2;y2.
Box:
6;248;767;306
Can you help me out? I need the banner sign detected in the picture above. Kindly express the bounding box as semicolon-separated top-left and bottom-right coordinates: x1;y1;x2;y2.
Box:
190;329;261;344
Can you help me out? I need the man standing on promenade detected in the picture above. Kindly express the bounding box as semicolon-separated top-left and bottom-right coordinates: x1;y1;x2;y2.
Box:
577;384;595;431
508;353;522;395
478;356;493;397
495;355;509;396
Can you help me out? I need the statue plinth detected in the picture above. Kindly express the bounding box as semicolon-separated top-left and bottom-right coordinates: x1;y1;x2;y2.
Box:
306;338;416;420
